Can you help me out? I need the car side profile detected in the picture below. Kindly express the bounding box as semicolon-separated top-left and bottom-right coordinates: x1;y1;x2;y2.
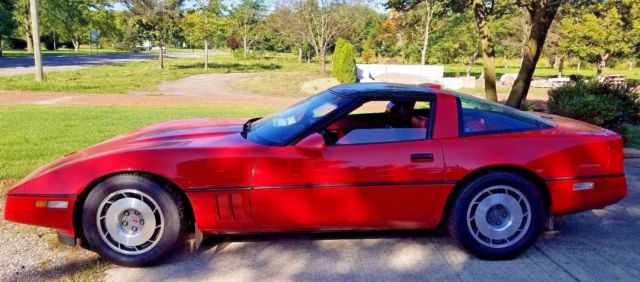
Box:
4;83;627;266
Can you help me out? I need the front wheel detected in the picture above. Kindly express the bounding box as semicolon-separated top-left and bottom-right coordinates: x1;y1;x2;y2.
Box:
447;172;544;259
82;174;183;266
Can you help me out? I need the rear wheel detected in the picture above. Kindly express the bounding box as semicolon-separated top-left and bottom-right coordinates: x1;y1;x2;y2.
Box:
82;174;183;266
447;172;544;259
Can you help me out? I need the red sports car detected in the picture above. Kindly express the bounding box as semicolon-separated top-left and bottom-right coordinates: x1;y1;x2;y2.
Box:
4;83;626;266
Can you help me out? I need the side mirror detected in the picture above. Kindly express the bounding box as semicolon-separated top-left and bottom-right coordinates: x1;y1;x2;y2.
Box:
295;133;326;153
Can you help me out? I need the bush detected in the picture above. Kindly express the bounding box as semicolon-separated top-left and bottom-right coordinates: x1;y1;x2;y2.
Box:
548;82;639;129
6;38;27;50
332;38;356;83
618;123;640;149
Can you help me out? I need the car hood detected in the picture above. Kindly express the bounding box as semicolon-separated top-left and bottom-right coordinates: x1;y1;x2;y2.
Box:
17;118;250;185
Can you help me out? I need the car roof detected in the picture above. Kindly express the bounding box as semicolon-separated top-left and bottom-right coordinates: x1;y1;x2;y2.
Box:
327;83;438;99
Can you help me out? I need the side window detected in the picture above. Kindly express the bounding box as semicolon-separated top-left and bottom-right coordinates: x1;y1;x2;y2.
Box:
459;95;551;135
324;99;432;145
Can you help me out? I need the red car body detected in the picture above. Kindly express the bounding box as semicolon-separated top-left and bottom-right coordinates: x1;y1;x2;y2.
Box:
4;84;627;245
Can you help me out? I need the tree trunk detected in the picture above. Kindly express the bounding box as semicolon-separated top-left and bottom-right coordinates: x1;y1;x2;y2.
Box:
466;47;479;77
319;48;326;74
504;53;508;69
204;40;209;70
72;34;80;52
558;54;564;78
0;33;3;57
26;30;34;53
596;53;609;77
242;36;248;55
577;59;581;71
298;47;303;63
420;16;431;65
506;2;560;109
472;0;497;102
53;32;57;51
29;0;43;82
158;43;164;70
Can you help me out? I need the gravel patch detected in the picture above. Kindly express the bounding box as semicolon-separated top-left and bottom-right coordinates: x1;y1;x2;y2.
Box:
0;206;103;282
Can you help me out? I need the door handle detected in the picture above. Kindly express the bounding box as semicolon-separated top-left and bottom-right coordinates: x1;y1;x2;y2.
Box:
410;153;434;162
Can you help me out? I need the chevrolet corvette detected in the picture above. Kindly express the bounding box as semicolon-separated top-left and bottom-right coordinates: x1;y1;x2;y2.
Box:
4;83;627;266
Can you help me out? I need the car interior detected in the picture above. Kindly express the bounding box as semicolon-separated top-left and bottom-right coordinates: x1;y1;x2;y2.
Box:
322;100;431;145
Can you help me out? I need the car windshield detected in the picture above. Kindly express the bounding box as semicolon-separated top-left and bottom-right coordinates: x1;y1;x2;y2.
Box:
245;90;350;145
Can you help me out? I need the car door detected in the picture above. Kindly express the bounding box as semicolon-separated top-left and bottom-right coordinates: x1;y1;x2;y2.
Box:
250;98;445;230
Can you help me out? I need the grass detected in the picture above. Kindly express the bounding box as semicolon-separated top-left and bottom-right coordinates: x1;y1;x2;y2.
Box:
0;55;318;93
0;104;276;195
229;71;332;96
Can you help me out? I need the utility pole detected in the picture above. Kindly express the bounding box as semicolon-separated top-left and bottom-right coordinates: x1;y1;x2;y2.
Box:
29;0;44;82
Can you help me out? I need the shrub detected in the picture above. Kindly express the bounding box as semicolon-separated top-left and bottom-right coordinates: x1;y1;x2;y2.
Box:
332;38;356;83
225;36;239;50
618;123;640;149
6;38;27;50
547;82;639;129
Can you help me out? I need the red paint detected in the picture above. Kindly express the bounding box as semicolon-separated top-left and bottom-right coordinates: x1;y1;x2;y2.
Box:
3;91;627;239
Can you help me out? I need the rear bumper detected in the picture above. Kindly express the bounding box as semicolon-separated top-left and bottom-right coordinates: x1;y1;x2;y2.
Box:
547;175;627;215
3;194;77;236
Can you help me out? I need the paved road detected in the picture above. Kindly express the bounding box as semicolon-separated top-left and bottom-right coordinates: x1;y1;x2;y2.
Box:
0;51;230;76
106;159;640;282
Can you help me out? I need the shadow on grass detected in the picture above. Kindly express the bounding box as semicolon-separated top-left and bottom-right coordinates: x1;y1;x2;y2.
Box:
173;62;282;72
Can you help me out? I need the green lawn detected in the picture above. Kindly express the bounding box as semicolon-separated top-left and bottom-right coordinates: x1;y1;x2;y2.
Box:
0;56;318;93
0;104;276;195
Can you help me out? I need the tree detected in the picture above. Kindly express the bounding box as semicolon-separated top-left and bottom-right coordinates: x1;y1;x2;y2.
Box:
388;0;498;101
13;0;33;53
184;0;225;69
388;0;445;65
268;3;308;62
42;0;92;52
558;2;633;77
121;0;184;69
297;0;345;73
332;38;356;83
29;0;43;81
229;0;265;56
506;0;563;109
429;11;478;73
0;0;17;57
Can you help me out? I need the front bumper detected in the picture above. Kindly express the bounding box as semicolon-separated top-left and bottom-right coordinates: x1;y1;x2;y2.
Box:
3;194;77;236
548;175;627;215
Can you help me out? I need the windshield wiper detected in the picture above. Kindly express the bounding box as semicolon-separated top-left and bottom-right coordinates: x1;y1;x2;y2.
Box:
241;117;261;138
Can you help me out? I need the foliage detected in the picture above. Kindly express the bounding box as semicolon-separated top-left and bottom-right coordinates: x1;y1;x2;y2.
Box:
559;1;638;75
332;38;356;83
5;37;27;49
0;0;17;54
618;123;640;149
548;82;640;129
41;0;92;51
228;0;266;54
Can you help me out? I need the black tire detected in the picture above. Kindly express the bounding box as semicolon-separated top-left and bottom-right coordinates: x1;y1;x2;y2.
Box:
82;174;183;267
447;171;544;259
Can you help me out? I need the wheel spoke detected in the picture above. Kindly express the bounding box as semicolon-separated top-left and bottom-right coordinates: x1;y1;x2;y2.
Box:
96;189;164;256
466;185;532;249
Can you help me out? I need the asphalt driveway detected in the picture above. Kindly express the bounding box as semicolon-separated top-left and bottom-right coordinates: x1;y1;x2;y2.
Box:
106;159;640;282
0;53;155;76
